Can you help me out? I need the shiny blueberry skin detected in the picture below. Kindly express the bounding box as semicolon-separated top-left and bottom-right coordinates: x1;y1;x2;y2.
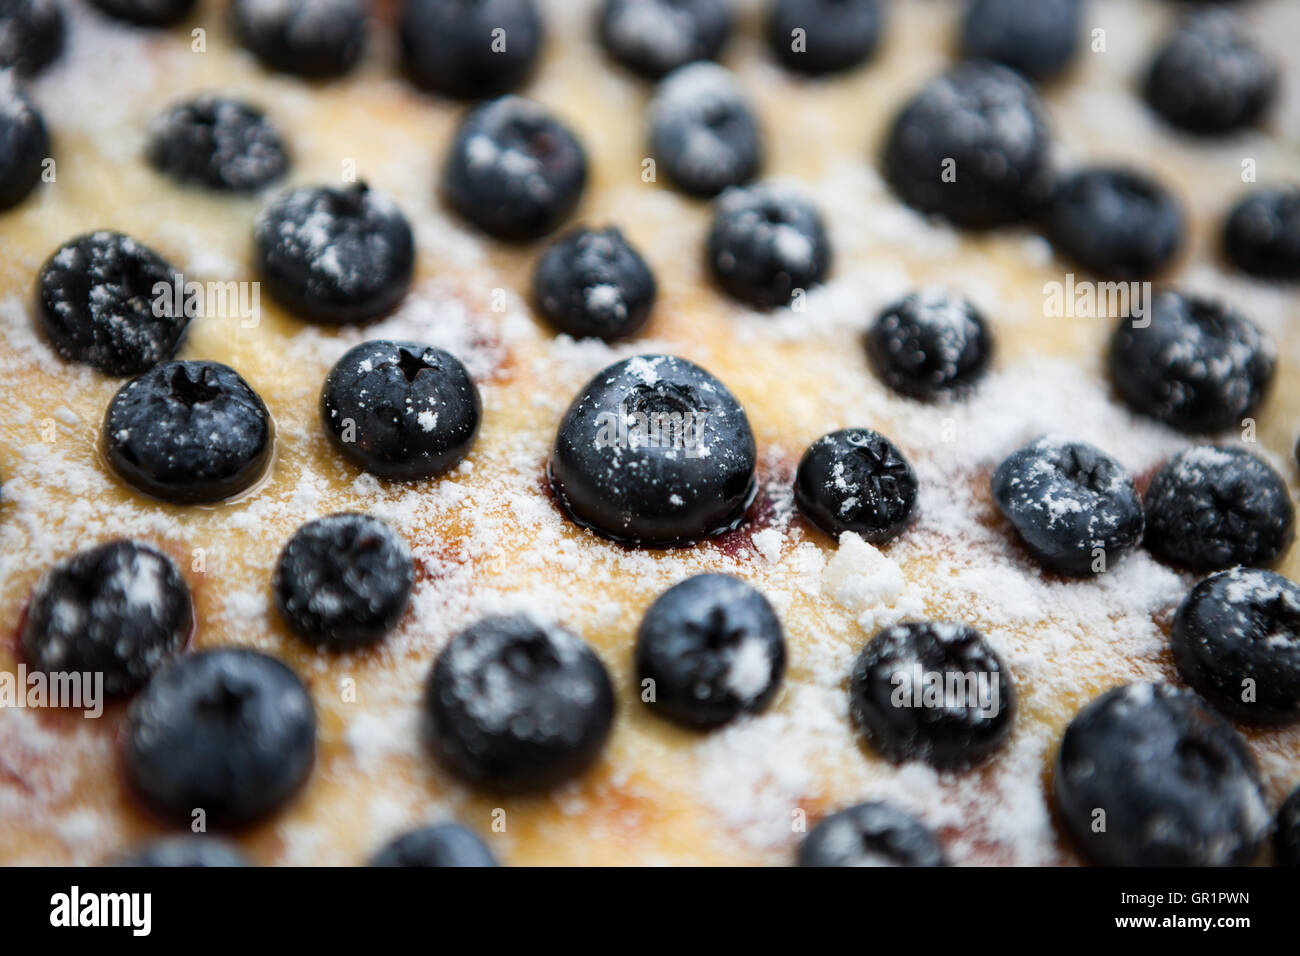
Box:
598;0;730;80
1277;786;1300;867
147;96;289;193
799;801;947;867
0;78;48;210
850;621;1015;770
1055;682;1269;866
321;340;480;481
87;0;194;26
1042;167;1184;280
532;226;656;340
1224;187;1300;280
1172;568;1300;725
795;429;917;544
767;0;883;76
423;615;615;791
20;540;192;697
960;0;1080;81
549;354;758;547
866;289;992;400
882;61;1052;229
400;0;542;99
1108;290;1275;434
442;96;588;242
650;62;761;199
1144;446;1293;572
231;0;366;78
1144;9;1276;136
254;183;414;325
706;183;830;308
635;574;786;730
115;837;251;867
123;649;316;829
0;0;64;75
274;513;414;651
371;824;498;867
991;435;1143;576
104;361;273;504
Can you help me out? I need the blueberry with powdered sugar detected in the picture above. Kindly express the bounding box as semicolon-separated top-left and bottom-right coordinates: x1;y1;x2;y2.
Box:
532;226;656;340
231;0;366;77
959;0;1081;81
147;95;289;193
799;801;947;867
254;183;414;324
865;288;992;400
87;0;194;27
1224;187;1300;281
795;429;917;544
400;0;542;100
649;61;761;199
21;540;192;698
598;0;730;81
0;0;64;76
766;0;883;77
370;823;498;867
0;74;48;210
115;837;251;867
423;614;615;791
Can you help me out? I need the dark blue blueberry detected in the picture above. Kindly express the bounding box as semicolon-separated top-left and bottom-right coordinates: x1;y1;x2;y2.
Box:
1277;786;1300;867
147;96;289;193
849;621;1015;770
1144;446;1293;572
795;429;917;543
532;226;656;340
549;354;757;546
274;513;414;651
400;0;542;100
1109;290;1275;434
706;183;830;308
1224;187;1300;280
598;0;730;80
104;361;273;504
0;0;64;75
321;340;480;481
1144;9;1276;136
115;836;251;867
767;0;883;77
123;648;316;828
991;435;1143;576
423;614;615;791
635;573;786;730
0;78;48;210
371;823;498;866
255;183;414;325
36;232;187;376
1054;682;1269;866
1172;568;1300;725
20;540;192;698
87;0;194;26
960;0;1080;81
798;801;947;867
231;0;366;78
865;289;992;400
1042;167;1184;280
442;96;588;241
649;62;761;199
882;61;1052;229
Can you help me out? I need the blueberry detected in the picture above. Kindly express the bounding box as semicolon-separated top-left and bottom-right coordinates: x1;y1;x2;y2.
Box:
1054;682;1269;866
423;615;615;791
635;573;786;730
598;0;730;80
104;360;273;504
795;429;917;543
147;96;289;193
35;232;188;376
254;183;414;325
87;0;194;27
370;823;498;866
231;0;366;78
1277;786;1300;867
1172;568;1300;725
766;0;883;77
991;435;1144;576
273;513;414;651
798;801;947;867
442;96;588;241
1042;167;1184;280
400;0;542;100
882;61;1052;229
959;0;1080;81
532;226;656;340
706;183;830;308
865;288;992;400
649;62;761;199
20;540;191;697
123;648;316;828
321;340;481;481
115;837;251;867
0;76;48;211
849;621;1015;769
1144;446;1293;573
0;0;64;75
1224;187;1300;280
549;354;757;546
1108;290;1275;434
1144;9;1276;136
